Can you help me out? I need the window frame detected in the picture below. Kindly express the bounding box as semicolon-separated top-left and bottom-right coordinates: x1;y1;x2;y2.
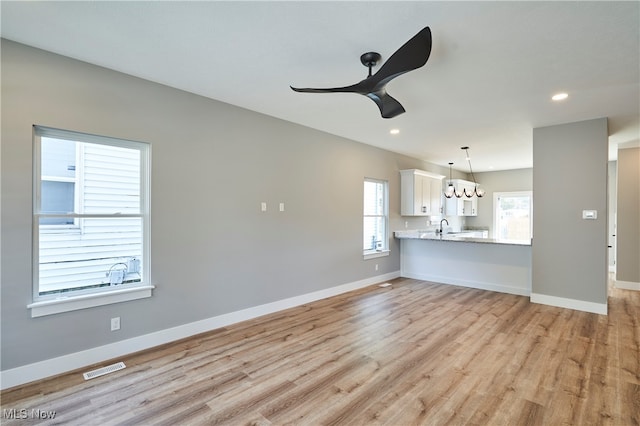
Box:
363;177;390;260
29;126;153;317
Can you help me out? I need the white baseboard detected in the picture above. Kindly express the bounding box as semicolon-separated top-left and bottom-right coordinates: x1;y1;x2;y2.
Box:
530;292;608;315
0;271;400;390
401;272;531;297
615;280;640;291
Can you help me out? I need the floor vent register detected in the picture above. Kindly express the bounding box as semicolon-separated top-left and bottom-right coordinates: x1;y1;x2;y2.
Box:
83;362;126;380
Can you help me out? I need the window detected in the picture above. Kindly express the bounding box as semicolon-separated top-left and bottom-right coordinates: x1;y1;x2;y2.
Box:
363;178;389;259
494;191;532;241
30;126;152;317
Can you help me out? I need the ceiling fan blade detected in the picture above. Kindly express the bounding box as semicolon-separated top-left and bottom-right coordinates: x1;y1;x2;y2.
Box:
366;91;406;119
290;26;431;118
292;84;405;118
289;83;361;93
368;26;432;89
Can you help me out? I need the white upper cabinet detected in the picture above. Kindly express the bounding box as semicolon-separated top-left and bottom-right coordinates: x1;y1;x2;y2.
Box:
444;179;480;216
400;169;445;216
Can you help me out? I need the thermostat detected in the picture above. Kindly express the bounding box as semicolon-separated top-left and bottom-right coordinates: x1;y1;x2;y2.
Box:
582;210;597;220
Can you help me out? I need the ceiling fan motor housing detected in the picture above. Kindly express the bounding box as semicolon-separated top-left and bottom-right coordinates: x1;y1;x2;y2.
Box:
361;51;381;66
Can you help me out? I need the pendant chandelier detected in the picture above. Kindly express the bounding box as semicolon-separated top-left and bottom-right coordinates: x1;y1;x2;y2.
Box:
443;147;485;198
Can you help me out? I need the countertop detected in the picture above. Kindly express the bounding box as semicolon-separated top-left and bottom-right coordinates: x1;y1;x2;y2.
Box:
394;230;531;246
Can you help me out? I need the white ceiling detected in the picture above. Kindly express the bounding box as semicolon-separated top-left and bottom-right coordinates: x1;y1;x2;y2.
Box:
2;1;639;172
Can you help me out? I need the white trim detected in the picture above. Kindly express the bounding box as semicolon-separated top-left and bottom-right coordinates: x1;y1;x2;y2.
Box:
400;169;445;180
2;271;400;390
363;249;390;260
401;271;530;297
530;292;607;315
614;280;640;291
28;285;155;318
34;125;148;150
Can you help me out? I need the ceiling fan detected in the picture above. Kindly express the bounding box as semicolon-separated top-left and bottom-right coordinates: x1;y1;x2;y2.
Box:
290;26;432;119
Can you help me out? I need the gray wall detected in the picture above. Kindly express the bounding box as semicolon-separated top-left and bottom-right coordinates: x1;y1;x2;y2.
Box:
0;40;445;370
616;147;640;283
532;118;608;304
465;168;533;236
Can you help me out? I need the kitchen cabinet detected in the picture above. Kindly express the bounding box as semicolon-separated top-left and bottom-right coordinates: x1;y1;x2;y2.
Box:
444;179;479;216
400;169;445;216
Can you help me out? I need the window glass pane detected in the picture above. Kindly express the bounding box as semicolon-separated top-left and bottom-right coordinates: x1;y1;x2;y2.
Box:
41;181;75;224
39;216;143;296
40;137;141;215
364;180;384;215
41;137;76;178
363;216;386;251
82;143;141;214
496;194;531;240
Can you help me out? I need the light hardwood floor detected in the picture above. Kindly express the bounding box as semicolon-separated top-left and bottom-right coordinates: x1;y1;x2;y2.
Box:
2;277;639;425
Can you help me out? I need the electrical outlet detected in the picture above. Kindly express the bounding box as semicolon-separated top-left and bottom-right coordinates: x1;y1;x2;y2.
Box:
110;317;121;331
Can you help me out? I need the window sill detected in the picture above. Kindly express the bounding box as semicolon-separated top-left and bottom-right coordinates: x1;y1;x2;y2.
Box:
28;285;155;318
363;249;390;260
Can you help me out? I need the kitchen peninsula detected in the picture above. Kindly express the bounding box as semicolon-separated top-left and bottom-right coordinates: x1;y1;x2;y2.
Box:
395;230;532;296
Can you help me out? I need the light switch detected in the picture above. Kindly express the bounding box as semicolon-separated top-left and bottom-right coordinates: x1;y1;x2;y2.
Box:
582;210;597;220
261;202;267;212
279;202;285;212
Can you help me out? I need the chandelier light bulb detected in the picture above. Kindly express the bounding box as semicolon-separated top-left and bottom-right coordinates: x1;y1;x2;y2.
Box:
445;184;455;198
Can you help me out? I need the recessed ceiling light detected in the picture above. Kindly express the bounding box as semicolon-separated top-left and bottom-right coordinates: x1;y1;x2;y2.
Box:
552;92;569;101
389;129;400;135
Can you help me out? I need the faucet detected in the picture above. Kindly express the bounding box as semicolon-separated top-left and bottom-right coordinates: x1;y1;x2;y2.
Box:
439;218;449;234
